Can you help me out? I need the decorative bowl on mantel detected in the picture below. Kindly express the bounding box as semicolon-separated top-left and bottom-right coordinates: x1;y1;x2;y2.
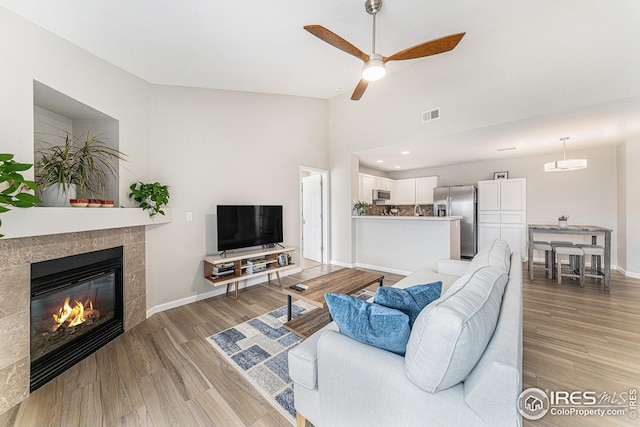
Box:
69;199;89;207
101;200;114;208
87;199;102;208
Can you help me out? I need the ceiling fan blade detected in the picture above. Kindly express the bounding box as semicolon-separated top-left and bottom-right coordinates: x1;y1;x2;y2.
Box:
384;32;465;63
304;25;370;63
351;79;369;101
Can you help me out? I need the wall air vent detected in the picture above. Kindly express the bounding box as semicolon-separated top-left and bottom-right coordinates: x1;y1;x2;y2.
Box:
421;107;440;123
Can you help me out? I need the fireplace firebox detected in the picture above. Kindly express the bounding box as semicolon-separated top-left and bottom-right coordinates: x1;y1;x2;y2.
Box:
30;246;124;391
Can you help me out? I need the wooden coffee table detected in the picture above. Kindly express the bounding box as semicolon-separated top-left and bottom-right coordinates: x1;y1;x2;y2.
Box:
283;268;384;338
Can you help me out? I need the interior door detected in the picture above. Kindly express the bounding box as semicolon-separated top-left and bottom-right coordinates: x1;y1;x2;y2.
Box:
302;174;323;263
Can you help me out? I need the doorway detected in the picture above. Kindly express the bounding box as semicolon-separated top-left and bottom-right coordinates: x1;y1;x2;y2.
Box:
300;166;329;266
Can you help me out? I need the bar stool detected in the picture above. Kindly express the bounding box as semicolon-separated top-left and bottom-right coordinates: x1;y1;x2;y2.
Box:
576;244;605;281
531;241;553;279
555;245;585;287
550;241;574;278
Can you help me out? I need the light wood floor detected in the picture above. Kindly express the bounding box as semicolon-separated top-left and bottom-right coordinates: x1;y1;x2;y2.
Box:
1;263;638;427
522;266;640;427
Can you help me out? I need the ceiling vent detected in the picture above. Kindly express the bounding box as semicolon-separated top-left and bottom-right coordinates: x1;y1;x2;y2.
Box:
421;107;440;123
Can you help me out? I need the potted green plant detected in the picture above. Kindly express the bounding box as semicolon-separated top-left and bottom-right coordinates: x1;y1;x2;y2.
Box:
35;129;126;206
0;154;42;237
558;214;569;228
128;181;170;217
353;200;372;216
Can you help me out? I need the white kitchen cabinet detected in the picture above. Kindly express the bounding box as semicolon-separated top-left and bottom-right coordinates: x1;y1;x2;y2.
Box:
478;178;525;211
360;174;374;204
478;223;501;251
416;176;439;204
394;179;416;205
500;179;526;210
477;178;527;259
373;176;385;190
477;181;501;211
499;224;525;258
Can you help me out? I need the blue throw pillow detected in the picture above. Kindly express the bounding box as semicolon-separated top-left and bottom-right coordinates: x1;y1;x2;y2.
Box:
374;282;442;328
325;293;410;356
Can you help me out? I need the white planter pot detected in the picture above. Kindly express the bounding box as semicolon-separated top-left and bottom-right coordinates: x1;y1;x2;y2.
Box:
41;184;76;207
558;220;568;228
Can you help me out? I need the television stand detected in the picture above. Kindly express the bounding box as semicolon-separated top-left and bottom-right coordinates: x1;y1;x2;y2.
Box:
203;246;296;300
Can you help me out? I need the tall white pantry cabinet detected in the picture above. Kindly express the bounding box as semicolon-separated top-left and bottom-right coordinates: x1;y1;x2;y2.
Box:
477;178;527;260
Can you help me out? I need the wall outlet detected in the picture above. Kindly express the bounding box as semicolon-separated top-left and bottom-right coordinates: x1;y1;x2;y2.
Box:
186;212;193;222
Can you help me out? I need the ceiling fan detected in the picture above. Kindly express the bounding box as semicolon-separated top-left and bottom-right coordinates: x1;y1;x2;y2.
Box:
304;0;465;100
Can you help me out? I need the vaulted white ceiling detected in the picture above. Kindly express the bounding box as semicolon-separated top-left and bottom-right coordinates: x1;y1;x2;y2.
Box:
2;0;639;170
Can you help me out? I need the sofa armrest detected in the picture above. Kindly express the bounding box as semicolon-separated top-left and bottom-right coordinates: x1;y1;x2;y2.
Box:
436;259;470;277
289;323;338;390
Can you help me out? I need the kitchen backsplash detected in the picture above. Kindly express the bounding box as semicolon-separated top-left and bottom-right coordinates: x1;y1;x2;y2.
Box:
365;204;434;216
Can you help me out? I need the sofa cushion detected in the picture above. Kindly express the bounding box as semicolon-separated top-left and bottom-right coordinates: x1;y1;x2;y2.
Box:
467;239;511;274
404;266;509;392
326;293;411;356
374;282;442;328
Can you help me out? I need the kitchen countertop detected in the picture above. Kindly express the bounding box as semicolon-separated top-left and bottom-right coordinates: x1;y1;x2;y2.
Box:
352;215;461;221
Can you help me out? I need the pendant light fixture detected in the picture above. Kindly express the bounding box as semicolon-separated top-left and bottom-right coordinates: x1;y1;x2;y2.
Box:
544;137;587;172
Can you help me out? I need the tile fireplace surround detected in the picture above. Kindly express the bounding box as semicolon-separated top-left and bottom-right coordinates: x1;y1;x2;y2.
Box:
0;226;146;413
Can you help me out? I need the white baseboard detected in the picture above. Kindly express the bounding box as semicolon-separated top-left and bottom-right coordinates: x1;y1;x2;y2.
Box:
617;266;640;279
145;266;302;318
330;259;354;268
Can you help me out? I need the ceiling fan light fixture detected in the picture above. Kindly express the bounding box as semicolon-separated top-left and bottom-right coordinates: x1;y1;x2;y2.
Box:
362;54;386;81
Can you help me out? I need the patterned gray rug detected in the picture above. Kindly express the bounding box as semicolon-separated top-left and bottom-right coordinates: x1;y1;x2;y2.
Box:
206;299;316;424
206;290;374;425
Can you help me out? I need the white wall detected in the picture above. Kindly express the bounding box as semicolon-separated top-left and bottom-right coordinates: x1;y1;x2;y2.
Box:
617;143;627;271
146;85;329;310
0;7;152;200
623;137;640;275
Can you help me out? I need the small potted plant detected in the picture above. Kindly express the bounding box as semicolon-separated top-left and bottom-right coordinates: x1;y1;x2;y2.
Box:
558;214;569;228
353;200;372;216
129;181;170;217
0;153;42;237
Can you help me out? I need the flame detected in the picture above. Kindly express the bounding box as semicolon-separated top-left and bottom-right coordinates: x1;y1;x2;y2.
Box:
51;296;93;332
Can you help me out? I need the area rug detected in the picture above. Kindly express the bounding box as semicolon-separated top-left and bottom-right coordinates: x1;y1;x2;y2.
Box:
205;290;374;425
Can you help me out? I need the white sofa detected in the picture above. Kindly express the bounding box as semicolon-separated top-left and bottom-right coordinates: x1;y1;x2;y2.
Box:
288;240;523;427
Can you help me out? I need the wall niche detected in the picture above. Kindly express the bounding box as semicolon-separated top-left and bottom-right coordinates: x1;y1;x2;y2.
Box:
33;81;121;205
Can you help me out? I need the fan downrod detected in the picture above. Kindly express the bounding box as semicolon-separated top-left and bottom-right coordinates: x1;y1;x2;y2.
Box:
365;0;382;15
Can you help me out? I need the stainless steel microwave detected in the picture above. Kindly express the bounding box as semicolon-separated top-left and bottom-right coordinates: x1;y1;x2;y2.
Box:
372;189;391;201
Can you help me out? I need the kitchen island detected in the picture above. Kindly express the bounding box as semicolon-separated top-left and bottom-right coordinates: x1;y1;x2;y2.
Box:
353;215;461;274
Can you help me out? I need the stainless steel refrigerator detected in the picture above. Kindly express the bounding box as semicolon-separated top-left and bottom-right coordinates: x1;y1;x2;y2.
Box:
433;185;477;258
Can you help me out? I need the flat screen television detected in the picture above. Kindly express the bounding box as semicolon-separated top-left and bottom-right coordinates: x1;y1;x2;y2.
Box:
217;205;284;252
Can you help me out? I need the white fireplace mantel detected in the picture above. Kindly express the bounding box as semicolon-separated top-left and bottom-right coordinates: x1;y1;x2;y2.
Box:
1;207;172;239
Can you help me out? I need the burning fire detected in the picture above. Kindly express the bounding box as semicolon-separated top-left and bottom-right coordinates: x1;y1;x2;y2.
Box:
52;296;95;332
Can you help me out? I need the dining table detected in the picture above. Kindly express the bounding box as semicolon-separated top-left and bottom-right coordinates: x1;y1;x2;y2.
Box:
528;224;612;291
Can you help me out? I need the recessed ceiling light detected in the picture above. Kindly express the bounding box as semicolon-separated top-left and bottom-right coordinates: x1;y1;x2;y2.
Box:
394;165;401;169
376;160;383;163
401;151;410;155
335;88;342;92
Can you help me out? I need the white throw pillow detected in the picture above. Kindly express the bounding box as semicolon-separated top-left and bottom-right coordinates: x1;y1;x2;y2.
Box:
404;266;509;393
